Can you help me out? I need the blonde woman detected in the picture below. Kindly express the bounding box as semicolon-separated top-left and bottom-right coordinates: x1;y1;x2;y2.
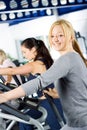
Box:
0;19;87;130
0;49;22;85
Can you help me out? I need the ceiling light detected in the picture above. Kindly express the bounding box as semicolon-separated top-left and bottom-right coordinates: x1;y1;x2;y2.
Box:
68;0;75;3
21;0;29;8
9;0;18;9
51;0;58;6
46;9;52;15
41;0;49;6
25;11;31;16
32;0;39;7
17;12;23;18
0;1;6;10
60;0;67;5
9;13;15;19
1;13;7;21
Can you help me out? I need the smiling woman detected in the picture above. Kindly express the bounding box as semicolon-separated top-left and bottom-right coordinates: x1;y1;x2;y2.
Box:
0;17;87;130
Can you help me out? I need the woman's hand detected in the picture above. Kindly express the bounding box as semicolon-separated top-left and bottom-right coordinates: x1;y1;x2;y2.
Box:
43;88;59;98
0;86;26;104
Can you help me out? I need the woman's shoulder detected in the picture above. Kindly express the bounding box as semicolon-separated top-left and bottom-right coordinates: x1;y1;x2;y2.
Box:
54;52;79;67
24;60;43;73
59;52;79;60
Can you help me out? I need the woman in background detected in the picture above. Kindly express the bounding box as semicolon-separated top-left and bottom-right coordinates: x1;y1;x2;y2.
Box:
0;49;22;86
0;38;65;130
19;38;65;130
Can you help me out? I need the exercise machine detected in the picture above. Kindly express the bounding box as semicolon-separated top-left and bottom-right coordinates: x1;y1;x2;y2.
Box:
0;76;65;130
0;81;48;130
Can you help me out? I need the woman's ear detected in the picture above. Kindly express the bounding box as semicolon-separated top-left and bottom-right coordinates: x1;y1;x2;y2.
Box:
70;36;74;42
32;47;36;51
31;47;36;53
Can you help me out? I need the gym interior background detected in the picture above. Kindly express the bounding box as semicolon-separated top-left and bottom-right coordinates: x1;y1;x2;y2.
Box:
0;1;87;130
0;0;87;62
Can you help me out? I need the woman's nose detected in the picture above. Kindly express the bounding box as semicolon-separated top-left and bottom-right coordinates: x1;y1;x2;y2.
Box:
54;36;58;41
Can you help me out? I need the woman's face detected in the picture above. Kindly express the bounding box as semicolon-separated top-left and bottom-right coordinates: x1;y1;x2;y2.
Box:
21;46;36;61
51;25;67;54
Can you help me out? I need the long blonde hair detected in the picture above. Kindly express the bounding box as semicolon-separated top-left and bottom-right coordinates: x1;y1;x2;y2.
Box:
0;49;7;64
49;19;87;66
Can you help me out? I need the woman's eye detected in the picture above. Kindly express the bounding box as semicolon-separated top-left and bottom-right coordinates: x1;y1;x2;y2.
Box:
59;34;64;37
51;34;64;38
51;35;54;38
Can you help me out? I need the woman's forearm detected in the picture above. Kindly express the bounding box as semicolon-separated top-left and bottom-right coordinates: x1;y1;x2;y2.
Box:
0;65;29;75
0;86;26;104
0;67;19;75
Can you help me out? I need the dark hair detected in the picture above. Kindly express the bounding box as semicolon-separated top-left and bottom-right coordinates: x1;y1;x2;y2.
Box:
21;38;53;68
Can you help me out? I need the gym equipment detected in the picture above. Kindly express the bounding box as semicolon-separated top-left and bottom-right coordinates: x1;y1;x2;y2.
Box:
0;102;47;130
39;80;65;128
0;75;65;130
0;81;48;130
